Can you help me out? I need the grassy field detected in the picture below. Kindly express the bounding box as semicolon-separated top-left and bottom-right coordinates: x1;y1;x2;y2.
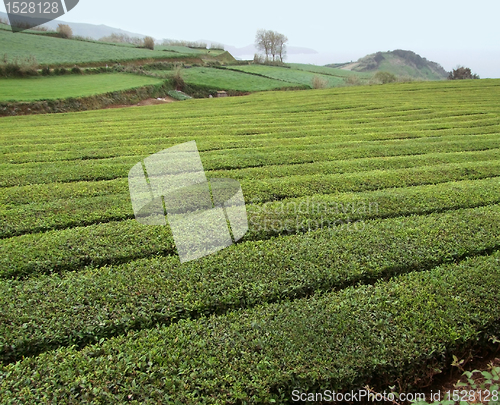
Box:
0;29;200;66
288;62;373;79
0;73;165;101
0;79;500;403
228;64;347;87
152;66;305;91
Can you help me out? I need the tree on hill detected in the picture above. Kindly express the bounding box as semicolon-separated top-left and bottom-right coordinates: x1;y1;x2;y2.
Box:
448;66;480;80
255;29;288;63
57;24;73;39
143;36;155;50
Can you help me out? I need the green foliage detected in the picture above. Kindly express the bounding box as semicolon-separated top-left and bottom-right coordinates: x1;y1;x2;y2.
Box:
153;66;303;91
1;252;500;402
374;70;397;84
413;363;500;404
0;29;197;66
167;90;192;100
143;36;155;50
0;54;38;77
311;75;328;89
229;64;345;88
56;24;73;39
0;79;500;400
448;66;480;80
1;204;500;364
346;50;448;80
0;73;164;101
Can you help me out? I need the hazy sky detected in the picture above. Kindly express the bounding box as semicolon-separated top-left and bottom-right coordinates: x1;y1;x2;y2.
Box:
2;0;499;77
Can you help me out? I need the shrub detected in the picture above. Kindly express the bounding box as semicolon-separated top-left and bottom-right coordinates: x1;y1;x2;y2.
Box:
41;66;51;75
99;33;143;45
210;42;225;51
253;53;265;64
448;66;480;80
53;67;67;75
71;66;82;74
344;75;361;86
374;71;397;84
312;75;328;89
161;39;207;48
56;24;73;39
170;64;185;90
0;55;38;77
143;36;155;50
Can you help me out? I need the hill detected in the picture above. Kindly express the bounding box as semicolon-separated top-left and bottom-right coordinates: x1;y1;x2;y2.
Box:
0;27;213;66
329;49;449;80
0;11;146;39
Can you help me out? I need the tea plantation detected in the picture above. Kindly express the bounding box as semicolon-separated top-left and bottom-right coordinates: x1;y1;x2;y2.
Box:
0;79;499;403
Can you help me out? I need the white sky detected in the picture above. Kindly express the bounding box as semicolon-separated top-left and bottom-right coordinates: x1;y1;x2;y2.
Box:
2;0;499;77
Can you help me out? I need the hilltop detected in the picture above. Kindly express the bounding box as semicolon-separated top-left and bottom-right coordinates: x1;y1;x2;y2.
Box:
329;49;448;80
0;11;147;39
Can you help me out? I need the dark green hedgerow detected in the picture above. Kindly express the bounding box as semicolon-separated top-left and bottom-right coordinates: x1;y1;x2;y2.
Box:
2;177;500;279
1;204;500;364
0;252;499;404
1;143;498;188
2;159;500;239
1;131;498;167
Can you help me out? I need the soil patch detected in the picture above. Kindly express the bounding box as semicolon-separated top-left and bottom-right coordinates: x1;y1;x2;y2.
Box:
105;96;176;109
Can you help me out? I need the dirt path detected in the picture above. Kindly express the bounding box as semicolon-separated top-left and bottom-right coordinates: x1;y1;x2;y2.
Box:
105;96;177;109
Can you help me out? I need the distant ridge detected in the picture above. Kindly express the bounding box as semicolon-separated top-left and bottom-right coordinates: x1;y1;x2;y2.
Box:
329;49;448;80
0;11;146;39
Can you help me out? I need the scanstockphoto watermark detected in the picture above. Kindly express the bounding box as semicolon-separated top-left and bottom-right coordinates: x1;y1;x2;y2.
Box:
291;389;426;403
248;197;379;234
3;0;79;32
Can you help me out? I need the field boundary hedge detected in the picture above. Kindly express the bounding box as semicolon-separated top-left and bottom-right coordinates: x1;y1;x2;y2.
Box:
1;252;499;403
1;204;500;364
0;81;172;117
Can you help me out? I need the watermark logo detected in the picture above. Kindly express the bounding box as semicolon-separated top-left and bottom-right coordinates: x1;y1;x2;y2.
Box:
4;0;79;32
128;141;248;263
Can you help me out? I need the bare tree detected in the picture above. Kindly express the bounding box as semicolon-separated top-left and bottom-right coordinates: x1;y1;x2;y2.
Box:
275;32;288;62
268;31;278;61
143;36;155;50
255;29;288;63
255;29;272;61
57;24;73;39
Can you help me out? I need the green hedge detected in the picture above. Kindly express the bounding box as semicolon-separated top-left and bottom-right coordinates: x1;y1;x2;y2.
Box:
2;159;500;238
1;141;498;187
1;251;499;403
1;204;500;364
2;131;498;167
2;177;500;278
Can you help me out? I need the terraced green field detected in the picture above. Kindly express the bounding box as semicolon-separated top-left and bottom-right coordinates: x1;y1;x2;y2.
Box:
1;79;500;403
153;66;305;91
228;64;346;87
287;62;373;79
0;73;164;101
0;29;199;66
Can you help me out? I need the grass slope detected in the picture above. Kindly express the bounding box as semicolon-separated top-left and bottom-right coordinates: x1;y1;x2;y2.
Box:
152;67;304;91
228;64;345;87
0;73;164;101
0;29;199;66
0;79;499;403
288;62;373;79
